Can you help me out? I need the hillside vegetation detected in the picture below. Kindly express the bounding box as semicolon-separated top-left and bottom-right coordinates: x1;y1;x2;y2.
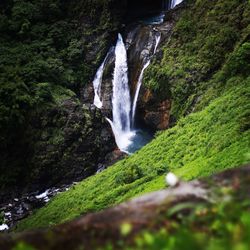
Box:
145;0;250;120
16;61;250;231
14;0;250;233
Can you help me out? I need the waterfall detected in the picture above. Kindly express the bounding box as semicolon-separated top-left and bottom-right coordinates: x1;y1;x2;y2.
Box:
93;65;104;108
91;1;185;154
132;33;161;128
107;34;135;153
148;0;183;25
169;0;184;9
112;34;131;132
154;33;161;54
93;50;111;108
131;60;150;127
92;31;162;153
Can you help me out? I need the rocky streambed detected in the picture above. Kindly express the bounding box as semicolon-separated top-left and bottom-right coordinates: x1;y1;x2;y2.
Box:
0;184;74;231
0;159;124;232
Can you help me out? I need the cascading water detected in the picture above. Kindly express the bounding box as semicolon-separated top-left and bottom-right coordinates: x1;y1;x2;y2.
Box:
131;60;150;127
142;0;184;24
111;34;131;133
169;0;184;9
106;34;136;153
107;33;155;154
97;32;161;153
154;33;161;54
132;32;161;128
93;50;112;108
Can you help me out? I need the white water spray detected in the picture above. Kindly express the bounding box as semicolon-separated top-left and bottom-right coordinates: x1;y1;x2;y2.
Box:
169;0;184;9
106;117;135;154
107;34;136;153
112;34;131;132
154;33;161;54
131;32;161;127
131;60;150;126
93;51;111;108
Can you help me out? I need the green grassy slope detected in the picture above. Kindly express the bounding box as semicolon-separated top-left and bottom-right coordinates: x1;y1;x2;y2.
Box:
7;167;250;250
16;75;250;231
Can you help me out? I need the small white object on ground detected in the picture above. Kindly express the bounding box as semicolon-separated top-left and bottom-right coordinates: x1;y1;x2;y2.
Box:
0;224;9;231
166;172;179;187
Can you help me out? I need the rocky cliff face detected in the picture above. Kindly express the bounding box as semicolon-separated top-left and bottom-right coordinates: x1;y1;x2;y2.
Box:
28;99;116;190
0;94;117;201
125;23;171;130
139;90;171;129
137;6;185;130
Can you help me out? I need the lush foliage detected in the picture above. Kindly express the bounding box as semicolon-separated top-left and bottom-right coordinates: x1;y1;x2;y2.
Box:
145;0;250;120
0;0;118;128
0;0;120;193
102;195;250;250
16;73;250;230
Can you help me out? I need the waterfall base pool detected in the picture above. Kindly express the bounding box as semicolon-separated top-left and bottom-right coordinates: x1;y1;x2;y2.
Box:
125;129;153;154
106;118;153;154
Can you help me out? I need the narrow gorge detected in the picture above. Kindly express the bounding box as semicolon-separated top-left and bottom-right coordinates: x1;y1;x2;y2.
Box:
92;0;184;153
